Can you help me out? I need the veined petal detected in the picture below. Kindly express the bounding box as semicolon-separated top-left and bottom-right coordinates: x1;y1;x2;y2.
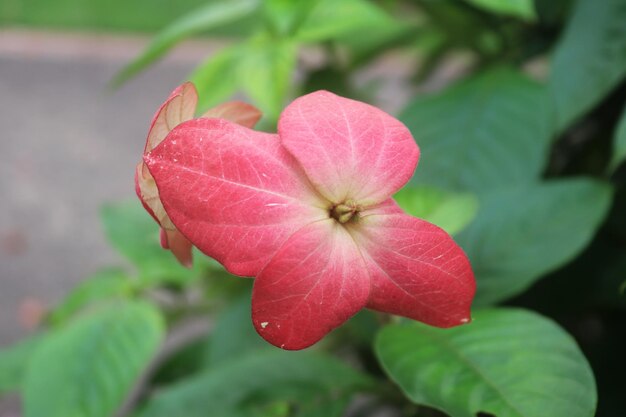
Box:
145;118;328;276
135;162;175;230
164;229;193;268
350;206;475;327
145;82;198;153
201;101;262;129
279;91;419;205
136;163;194;266
252;220;370;350
135;162;159;225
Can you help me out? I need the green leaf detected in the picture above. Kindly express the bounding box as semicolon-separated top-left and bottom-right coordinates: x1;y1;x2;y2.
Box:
463;0;536;20
113;0;260;85
238;35;297;120
23;301;165;417
295;0;393;43
191;46;242;112
262;0;320;37
401;68;554;194
101;200;208;286
336;21;416;67
205;293;267;366
376;308;597;417
457;178;612;305
48;268;134;325
394;186;479;235
0;335;43;395
139;350;372;417
549;0;626;131
610;104;626;172
193;35;297;119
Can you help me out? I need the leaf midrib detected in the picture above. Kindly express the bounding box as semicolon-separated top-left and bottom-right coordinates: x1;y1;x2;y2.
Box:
404;326;527;417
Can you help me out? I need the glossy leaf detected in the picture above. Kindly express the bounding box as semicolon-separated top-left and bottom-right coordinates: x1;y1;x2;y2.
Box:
457;178;612;305
394;186;478;235
23;302;164;417
610;104;626;172
549;0;626;131
0;335;43;395
463;0;536;20
401;68;553;194
48;268;133;325
138;350;372;417
376;308;597;417
113;0;259;85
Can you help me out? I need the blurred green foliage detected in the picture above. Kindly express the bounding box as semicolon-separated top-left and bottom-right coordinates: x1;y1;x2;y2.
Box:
0;0;209;32
2;0;626;416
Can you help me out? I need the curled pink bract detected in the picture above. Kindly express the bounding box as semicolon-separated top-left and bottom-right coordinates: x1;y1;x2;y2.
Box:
143;89;476;349
135;82;262;267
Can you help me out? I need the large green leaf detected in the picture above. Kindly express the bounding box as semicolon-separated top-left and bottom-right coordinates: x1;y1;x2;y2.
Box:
23;302;165;417
463;0;536;20
394;186;478;235
101;200;209;286
376;308;597;417
48;268;134;325
401;68;554;194
457;178;612;305
139;350;372;417
610;104;626;172
0;335;43;395
113;0;260;85
549;0;626;131
295;0;393;43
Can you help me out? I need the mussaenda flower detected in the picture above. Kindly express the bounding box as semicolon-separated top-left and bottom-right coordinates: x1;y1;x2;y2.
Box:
144;89;476;349
135;82;261;267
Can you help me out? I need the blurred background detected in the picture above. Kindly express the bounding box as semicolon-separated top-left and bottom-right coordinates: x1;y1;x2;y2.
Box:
0;0;463;346
0;4;216;346
1;0;626;416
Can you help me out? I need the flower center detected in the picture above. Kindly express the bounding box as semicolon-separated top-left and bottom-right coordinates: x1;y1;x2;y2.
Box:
330;201;359;224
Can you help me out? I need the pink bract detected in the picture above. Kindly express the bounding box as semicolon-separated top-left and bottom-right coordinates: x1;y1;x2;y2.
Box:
144;89;475;350
135;82;262;267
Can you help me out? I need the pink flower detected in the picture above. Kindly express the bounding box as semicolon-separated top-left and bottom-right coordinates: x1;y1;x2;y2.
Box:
135;82;262;267
144;89;476;349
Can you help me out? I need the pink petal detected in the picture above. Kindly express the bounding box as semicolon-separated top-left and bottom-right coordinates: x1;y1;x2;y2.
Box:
164;229;193;268
279;91;419;205
252;220;370;350
144;118;328;276
135;162;159;224
135;162;175;230
145;82;198;153
159;228;169;249
201;101;263;129
350;205;475;327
